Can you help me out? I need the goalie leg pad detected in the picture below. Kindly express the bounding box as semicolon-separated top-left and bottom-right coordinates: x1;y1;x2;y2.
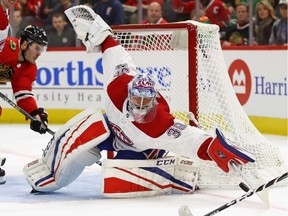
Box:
23;108;110;192
24;149;101;192
101;157;199;198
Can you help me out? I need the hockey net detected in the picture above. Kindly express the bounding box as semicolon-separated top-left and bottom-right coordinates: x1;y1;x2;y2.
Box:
112;21;287;189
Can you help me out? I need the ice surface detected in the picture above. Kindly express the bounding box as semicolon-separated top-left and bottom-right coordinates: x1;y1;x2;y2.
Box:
0;124;287;216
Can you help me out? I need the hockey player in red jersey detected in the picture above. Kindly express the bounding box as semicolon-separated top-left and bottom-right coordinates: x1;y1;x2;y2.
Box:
0;25;49;134
172;0;231;31
0;25;49;185
23;5;255;195
0;0;18;185
0;0;18;51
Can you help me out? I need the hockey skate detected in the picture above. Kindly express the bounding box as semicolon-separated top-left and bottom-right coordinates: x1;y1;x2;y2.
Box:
0;157;6;184
65;5;112;53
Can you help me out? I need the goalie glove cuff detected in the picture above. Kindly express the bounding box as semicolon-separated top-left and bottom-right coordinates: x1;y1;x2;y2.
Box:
197;137;213;161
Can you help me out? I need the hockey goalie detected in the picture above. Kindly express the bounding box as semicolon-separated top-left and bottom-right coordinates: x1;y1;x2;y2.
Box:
23;5;255;197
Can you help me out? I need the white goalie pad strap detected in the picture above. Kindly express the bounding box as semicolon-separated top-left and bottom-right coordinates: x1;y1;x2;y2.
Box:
24;149;101;192
101;156;199;198
23;107;109;192
24;158;57;191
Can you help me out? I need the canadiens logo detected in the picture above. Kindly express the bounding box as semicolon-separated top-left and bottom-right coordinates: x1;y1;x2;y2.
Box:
110;122;134;147
9;40;17;51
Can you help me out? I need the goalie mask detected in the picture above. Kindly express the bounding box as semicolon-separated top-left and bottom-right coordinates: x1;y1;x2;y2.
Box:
128;74;158;123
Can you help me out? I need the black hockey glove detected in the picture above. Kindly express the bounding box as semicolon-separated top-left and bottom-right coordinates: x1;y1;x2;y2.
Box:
30;108;48;134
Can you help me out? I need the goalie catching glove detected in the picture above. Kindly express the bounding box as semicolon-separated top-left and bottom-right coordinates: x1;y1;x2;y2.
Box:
198;128;255;173
64;5;112;53
30;108;48;134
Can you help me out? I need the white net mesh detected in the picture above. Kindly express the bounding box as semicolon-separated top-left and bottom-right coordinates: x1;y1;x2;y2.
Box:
112;21;287;189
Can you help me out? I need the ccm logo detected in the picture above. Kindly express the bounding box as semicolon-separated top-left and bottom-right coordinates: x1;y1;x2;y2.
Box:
156;158;176;166
27;159;39;167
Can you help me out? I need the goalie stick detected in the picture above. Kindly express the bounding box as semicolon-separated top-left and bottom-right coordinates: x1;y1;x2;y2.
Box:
178;172;287;216
230;161;269;205
0;92;54;135
186;112;269;205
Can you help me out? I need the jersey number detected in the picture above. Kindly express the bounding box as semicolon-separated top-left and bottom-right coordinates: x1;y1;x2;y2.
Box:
167;122;187;138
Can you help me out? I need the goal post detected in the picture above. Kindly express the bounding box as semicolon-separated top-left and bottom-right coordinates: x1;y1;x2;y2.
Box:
111;21;287;189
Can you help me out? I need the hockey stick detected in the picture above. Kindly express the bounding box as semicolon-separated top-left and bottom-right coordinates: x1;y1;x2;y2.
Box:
230;162;269;206
178;172;287;216
0;93;104;169
186;112;269;205
0;92;55;135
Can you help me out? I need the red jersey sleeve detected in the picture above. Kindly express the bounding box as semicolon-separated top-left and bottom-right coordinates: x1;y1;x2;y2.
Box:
124;0;138;6
205;0;230;28
0;6;9;31
11;64;38;114
172;0;196;14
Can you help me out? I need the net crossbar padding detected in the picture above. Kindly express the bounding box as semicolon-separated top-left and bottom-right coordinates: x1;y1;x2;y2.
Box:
111;21;287;189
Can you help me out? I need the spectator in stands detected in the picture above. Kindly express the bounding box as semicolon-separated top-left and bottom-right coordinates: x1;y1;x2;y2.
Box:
162;0;189;22
142;1;168;24
125;0;157;8
80;0;93;7
201;0;231;30
45;12;76;47
42;0;58;23
269;0;287;45
223;0;237;18
254;0;277;45
172;0;231;30
190;8;206;20
221;2;256;46
13;7;28;38
241;0;277;16
93;0;126;25
46;0;76;25
14;0;45;26
14;0;44;17
123;0;163;23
